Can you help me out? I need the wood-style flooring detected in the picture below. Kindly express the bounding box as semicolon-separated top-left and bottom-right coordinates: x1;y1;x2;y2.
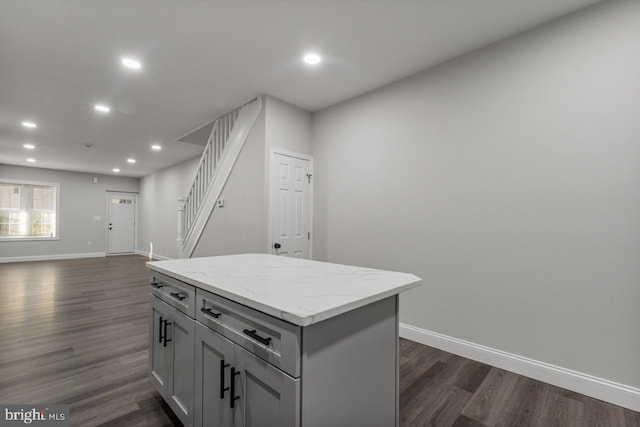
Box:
0;255;637;427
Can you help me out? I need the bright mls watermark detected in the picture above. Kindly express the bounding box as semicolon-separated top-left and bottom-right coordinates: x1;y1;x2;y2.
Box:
1;405;68;426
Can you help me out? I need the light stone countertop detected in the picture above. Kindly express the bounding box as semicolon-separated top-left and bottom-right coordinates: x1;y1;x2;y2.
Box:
147;253;421;326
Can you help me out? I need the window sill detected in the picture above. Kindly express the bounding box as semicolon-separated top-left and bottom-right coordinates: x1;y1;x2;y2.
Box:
0;237;60;242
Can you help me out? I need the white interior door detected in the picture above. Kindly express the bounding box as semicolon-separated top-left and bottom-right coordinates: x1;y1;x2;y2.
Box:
107;192;136;254
269;150;312;258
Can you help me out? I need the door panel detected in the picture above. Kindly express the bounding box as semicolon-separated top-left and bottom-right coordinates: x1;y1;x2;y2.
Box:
194;323;235;427
234;345;300;427
107;193;136;254
168;306;195;426
149;296;169;397
270;152;311;259
279;189;288;240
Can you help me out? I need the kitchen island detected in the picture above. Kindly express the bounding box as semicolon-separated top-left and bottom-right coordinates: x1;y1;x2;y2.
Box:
147;254;421;427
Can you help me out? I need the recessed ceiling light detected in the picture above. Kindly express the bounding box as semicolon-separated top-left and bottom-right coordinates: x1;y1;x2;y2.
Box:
303;53;322;65
127;158;136;164
23;143;35;150
151;144;162;151
113;168;120;173
22;121;37;128
26;158;36;163
121;57;142;70
94;104;111;113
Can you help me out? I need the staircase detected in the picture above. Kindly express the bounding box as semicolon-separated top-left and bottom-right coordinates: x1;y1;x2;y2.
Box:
177;97;262;258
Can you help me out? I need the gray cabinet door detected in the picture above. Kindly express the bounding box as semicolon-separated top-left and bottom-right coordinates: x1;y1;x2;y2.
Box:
194;322;235;427
234;345;300;427
149;295;169;397
167;306;195;427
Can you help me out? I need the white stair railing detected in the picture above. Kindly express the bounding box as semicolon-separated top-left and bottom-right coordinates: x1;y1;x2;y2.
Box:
177;97;262;258
180;107;239;239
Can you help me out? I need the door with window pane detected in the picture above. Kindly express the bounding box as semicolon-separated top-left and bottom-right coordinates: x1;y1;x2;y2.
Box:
107;193;136;254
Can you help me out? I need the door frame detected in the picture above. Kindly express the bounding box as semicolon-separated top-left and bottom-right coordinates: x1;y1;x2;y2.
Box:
105;191;138;255
266;147;314;259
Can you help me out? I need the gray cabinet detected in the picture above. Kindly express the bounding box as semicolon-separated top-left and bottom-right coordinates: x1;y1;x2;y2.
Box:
149;294;170;394
194;322;234;427
150;272;400;427
149;277;196;427
167;304;195;426
194;322;299;427
234;344;299;427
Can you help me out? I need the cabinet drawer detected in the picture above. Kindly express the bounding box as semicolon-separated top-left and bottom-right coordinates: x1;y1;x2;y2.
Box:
150;272;196;318
195;288;301;378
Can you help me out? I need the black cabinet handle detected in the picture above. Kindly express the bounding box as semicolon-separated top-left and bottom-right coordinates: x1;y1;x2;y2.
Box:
170;292;186;301
201;307;221;319
243;329;272;346
220;359;230;399
273;243;281;249
163;320;172;347
230;367;240;409
158;316;164;344
150;282;163;289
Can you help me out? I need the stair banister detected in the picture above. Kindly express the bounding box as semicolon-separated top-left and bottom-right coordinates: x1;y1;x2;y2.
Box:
176;97;262;258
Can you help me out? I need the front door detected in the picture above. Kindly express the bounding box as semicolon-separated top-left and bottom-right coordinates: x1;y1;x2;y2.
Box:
269;150;312;258
107;192;136;254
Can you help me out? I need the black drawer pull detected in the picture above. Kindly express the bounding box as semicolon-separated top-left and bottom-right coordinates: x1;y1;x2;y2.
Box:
220;359;230;399
201;307;221;318
163;320;172;347
230;367;240;409
150;282;163;289
243;329;272;346
169;292;186;301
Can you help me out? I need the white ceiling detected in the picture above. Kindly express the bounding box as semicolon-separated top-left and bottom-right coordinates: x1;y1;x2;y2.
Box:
0;0;602;177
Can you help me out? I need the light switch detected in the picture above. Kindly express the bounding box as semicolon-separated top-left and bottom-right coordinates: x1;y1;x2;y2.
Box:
94;216;101;220
217;199;224;208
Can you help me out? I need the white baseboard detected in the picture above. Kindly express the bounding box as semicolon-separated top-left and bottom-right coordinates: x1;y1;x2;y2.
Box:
0;252;106;263
400;323;640;412
135;249;172;261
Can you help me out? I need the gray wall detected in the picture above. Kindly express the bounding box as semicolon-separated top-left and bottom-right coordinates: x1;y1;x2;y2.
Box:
0;164;139;258
138;156;199;259
265;95;313;156
192;103;267;257
312;0;640;389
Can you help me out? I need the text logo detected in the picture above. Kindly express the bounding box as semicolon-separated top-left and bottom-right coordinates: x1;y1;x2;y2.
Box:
1;405;68;426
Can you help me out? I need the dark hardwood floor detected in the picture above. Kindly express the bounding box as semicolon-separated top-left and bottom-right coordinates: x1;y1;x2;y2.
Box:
0;255;637;427
399;339;639;427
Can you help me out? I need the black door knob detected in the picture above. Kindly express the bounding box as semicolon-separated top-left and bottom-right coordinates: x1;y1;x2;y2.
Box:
274;243;281;249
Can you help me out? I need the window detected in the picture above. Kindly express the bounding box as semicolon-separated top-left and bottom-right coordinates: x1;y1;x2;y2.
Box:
0;180;59;240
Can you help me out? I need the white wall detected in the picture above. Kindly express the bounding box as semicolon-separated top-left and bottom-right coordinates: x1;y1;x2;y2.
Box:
139;97;304;260
192;96;313;257
265;95;313;156
263;95;314;255
192;104;267;257
313;0;640;393
0;164;139;259
137;156;199;259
